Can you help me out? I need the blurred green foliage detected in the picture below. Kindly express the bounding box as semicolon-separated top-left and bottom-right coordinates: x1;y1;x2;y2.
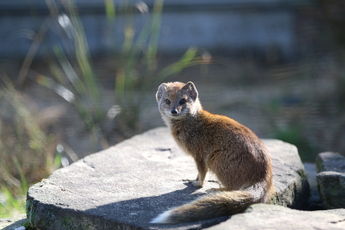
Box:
273;124;316;162
0;80;60;218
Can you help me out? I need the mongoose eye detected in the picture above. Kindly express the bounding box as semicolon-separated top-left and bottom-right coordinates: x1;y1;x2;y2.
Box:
179;98;186;105
165;99;171;105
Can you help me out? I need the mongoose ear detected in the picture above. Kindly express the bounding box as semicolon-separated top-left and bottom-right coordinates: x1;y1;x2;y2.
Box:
182;81;198;101
156;83;168;102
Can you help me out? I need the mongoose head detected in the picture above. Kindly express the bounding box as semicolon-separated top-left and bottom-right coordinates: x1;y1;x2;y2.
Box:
156;81;202;120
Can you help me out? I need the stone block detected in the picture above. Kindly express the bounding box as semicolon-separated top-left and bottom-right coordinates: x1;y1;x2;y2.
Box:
316;152;345;209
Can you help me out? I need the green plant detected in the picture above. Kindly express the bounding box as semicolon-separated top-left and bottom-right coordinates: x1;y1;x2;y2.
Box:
0;79;59;218
1;187;26;217
34;0;209;141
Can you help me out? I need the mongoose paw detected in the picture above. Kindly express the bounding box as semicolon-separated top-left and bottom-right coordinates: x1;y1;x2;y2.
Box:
182;179;203;187
191;180;203;187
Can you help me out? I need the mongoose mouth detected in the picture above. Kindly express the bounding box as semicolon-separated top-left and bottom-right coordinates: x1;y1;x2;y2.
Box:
165;112;183;119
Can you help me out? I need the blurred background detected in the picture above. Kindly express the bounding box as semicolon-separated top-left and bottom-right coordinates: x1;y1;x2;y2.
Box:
1;0;345;217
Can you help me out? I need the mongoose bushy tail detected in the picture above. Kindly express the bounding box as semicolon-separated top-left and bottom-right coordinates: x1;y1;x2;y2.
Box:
151;190;257;224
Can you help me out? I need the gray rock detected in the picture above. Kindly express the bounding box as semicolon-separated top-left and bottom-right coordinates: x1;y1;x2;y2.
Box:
206;204;345;230
267;140;309;208
316;152;345;209
317;171;345;209
26;127;309;230
316;152;345;173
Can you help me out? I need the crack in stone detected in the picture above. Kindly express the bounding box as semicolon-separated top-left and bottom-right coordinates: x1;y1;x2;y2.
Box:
331;218;345;224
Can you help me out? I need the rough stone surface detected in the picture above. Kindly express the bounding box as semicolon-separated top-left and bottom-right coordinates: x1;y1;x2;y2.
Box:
316;152;345;209
206;204;345;230
316;152;345;173
26;127;309;230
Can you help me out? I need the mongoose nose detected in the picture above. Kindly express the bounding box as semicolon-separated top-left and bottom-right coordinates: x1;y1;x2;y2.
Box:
171;109;178;114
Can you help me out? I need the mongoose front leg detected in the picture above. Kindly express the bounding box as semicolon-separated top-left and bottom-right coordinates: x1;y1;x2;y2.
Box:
192;158;208;187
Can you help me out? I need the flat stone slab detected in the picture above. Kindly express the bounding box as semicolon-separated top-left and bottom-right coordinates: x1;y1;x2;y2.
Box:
206;204;345;230
26;127;309;230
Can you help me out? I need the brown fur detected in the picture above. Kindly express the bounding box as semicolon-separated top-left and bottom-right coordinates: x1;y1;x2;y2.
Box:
151;81;275;224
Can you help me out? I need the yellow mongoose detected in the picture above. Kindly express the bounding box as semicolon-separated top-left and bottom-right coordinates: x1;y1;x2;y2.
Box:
151;81;275;224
